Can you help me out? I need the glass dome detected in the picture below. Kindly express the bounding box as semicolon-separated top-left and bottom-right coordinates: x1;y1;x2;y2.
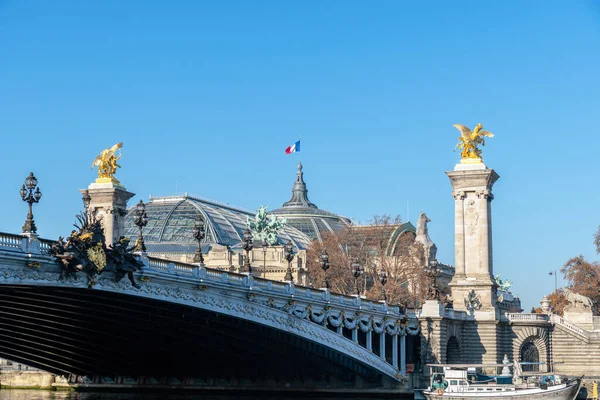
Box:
124;194;311;254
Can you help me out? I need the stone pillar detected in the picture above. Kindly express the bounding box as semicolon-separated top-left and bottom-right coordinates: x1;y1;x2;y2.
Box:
82;181;134;248
367;331;373;351
453;190;466;277
400;334;406;373
447;162;499;319
380;333;386;360
392;334;398;368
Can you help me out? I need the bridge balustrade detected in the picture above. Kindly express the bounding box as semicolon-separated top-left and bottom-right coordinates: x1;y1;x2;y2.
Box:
507;313;550;322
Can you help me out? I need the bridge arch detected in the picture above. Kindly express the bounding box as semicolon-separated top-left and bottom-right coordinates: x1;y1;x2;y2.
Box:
446;336;461;364
513;326;549;372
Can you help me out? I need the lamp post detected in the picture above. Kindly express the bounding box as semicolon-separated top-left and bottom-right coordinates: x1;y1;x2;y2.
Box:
262;239;268;279
20;172;42;234
133;200;148;252
192;215;206;264
320;249;330;289
549;270;558;293
284;240;295;282
379;269;388;303
351;257;364;297
81;189;91;213
242;228;254;274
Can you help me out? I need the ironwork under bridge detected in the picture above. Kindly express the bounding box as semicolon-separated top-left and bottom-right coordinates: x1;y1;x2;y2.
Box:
0;232;420;391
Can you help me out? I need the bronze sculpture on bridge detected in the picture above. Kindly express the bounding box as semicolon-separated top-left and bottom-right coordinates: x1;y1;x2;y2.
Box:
49;210;142;288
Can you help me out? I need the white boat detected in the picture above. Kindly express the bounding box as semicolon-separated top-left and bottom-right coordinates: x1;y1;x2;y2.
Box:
422;363;582;400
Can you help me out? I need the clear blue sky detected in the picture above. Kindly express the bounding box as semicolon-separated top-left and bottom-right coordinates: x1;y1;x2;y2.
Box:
1;1;599;309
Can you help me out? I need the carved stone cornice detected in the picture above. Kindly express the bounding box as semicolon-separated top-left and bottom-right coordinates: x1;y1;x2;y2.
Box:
446;169;499;192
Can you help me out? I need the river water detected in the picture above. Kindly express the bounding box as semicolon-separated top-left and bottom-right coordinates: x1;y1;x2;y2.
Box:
0;392;397;400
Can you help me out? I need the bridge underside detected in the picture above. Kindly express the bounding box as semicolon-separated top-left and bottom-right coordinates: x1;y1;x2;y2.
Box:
0;285;384;385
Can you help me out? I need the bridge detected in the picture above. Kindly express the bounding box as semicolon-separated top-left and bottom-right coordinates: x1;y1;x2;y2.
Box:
0;231;420;391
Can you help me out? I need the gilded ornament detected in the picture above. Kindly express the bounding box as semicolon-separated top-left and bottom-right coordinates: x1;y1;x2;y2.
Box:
453;123;494;163
91;142;123;183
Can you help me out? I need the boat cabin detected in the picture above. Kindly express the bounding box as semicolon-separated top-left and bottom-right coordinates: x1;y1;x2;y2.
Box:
428;364;516;394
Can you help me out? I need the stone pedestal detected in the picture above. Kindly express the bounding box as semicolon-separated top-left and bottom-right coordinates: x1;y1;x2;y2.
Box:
447;162;499;319
420;300;445;318
81;180;134;247
20;232;41;254
563;307;594;330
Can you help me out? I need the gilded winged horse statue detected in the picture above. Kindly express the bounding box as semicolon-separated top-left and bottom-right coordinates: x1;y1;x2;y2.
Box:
453;123;494;162
91;142;123;180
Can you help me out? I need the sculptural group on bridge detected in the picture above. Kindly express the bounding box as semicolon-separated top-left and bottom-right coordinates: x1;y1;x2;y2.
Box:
49;210;143;288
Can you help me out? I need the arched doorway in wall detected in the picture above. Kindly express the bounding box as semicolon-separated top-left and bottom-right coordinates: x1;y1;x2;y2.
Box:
446;336;461;364
520;338;540;372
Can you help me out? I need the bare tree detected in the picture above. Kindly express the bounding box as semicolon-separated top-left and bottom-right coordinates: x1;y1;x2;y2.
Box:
307;216;429;306
594;225;600;255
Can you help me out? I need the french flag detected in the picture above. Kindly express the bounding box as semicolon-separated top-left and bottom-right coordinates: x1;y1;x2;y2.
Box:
285;140;300;154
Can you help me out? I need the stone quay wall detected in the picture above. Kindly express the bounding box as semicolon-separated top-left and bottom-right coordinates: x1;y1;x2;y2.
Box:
0;370;56;389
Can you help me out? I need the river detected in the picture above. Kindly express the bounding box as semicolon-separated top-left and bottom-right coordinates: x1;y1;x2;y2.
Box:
0;392;398;400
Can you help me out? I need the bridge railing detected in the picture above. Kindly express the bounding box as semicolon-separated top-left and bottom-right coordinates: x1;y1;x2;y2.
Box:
0;232;26;251
507;313;550;322
550;314;588;338
144;256;403;316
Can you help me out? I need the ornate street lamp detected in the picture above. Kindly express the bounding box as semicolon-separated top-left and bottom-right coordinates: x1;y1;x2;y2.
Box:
379;269;388;303
242;228;254;274
262;239;268;279
192;215;206;264
320;249;330;289
20;172;42;234
133;200;148;252
81;189;91;212
284;240;295;282
351;257;364;297
549;270;558;293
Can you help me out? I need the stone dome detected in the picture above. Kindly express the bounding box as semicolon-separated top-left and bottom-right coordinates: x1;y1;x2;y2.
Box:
270;162;351;242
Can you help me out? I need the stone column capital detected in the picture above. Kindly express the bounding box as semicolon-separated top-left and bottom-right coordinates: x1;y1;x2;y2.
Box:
476;189;494;201
452;190;466;200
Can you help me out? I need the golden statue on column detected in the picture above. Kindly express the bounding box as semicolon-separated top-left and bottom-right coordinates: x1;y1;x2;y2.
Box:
91;142;123;184
453;123;494;163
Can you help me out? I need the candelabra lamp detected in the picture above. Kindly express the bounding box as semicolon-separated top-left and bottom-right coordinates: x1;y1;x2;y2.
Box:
133;200;149;252
284;240;295;282
81;189;91;212
262;239;268;278
351;257;364;297
242;228;254;274
20;172;42;234
192;215;206;264
379;269;388;302
320;249;330;289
